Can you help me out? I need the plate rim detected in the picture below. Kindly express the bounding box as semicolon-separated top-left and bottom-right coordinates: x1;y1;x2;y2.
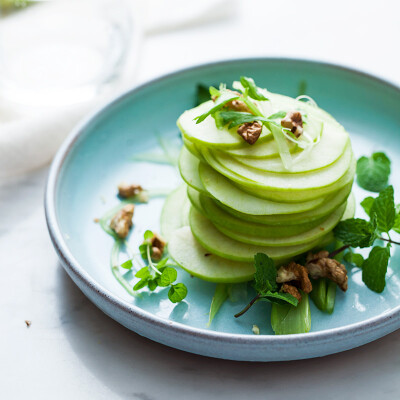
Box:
45;57;400;356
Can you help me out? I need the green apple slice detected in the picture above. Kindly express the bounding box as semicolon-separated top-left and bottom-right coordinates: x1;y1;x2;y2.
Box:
203;144;352;191
197;190;327;238
160;184;190;241
168;226;255;282
225;136;300;159
177;101;272;149
213;203;346;247
199;163;324;215
189;207;325;263
235;155;356;202
232;128;349;174
218;183;353;225
178;146;207;194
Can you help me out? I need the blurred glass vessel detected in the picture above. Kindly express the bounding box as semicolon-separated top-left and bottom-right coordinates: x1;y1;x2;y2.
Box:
0;0;132;106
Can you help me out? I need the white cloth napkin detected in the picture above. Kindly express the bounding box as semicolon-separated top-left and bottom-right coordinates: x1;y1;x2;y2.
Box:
0;0;234;179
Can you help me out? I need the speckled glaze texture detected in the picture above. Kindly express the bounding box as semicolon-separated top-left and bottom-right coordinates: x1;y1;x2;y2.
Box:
45;58;400;361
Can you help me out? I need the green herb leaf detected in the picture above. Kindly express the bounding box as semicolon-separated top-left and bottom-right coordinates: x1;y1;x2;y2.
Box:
209;86;220;98
253;253;277;293
392;204;400;234
148;279;158;291
120;259;133;270
158;267;178;287
333;218;377;248
139;243;148;259
156;258;169;269
362;245;391;293
260;291;299;306
133;279;148;291
143;230;154;241
240;76;268;101
208;283;229;326
267;111;286;120
168;283;188;303
194;91;240;124
135;266;151;279
356;152;391;192
196;84;211;106
343;252;365;268
370;185;395;233
360;196;375;216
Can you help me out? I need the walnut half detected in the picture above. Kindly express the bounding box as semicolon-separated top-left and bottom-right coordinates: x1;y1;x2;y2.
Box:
150;233;166;261
276;261;312;302
109;204;134;239
237;122;262;145
118;183;143;198
281;111;303;138
306;250;348;291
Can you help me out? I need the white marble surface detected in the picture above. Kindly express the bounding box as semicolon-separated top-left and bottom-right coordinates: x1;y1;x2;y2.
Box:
1;1;400;398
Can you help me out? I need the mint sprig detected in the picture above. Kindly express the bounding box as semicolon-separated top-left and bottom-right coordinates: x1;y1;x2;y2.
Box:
334;171;400;293
235;253;298;318
356;152;391;192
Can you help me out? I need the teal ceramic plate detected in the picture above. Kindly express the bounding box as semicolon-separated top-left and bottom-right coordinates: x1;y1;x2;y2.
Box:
45;59;400;361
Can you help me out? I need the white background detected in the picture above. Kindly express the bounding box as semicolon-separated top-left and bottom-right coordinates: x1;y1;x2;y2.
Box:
1;1;400;399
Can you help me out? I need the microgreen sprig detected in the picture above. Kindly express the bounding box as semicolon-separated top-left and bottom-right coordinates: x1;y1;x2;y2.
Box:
133;230;188;303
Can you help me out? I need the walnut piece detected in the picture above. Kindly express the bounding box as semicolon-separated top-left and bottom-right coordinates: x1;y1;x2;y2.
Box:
281;283;302;302
109;204;134;239
237;122;262;145
118;183;143;198
276;261;312;294
306;250;348;291
150;233;166;261
226;99;250;112
281;111;303;138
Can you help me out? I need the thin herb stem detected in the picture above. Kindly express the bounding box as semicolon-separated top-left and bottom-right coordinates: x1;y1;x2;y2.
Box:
379;237;400;246
328;244;351;259
147;245;161;275
234;294;261;318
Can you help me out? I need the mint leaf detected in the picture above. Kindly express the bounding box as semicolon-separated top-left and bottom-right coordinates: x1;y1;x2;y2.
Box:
260;291;299;307
362;245;391;293
392;204;400;234
156;258;169;269
219;111;259;129
370;185;395;233
240;76;268;101
194;91;240;124
343;252;365;268
168;283;188;303
356;152;391;192
120;259;133;270
360;196;374;217
333;218;377;248
158;267;177;287
253;253;277;293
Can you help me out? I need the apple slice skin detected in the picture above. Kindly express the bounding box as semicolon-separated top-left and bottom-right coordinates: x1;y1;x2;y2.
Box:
234;156;356;202
194;189;328;238
178;147;208;194
168;226;256;283
189;207;325;263
202;144;353;192
199;163;324;215
160;184;191;241
213;203;346;247
217;181;353;225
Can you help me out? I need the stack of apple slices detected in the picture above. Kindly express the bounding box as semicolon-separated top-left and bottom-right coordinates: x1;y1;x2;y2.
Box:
167;91;356;283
